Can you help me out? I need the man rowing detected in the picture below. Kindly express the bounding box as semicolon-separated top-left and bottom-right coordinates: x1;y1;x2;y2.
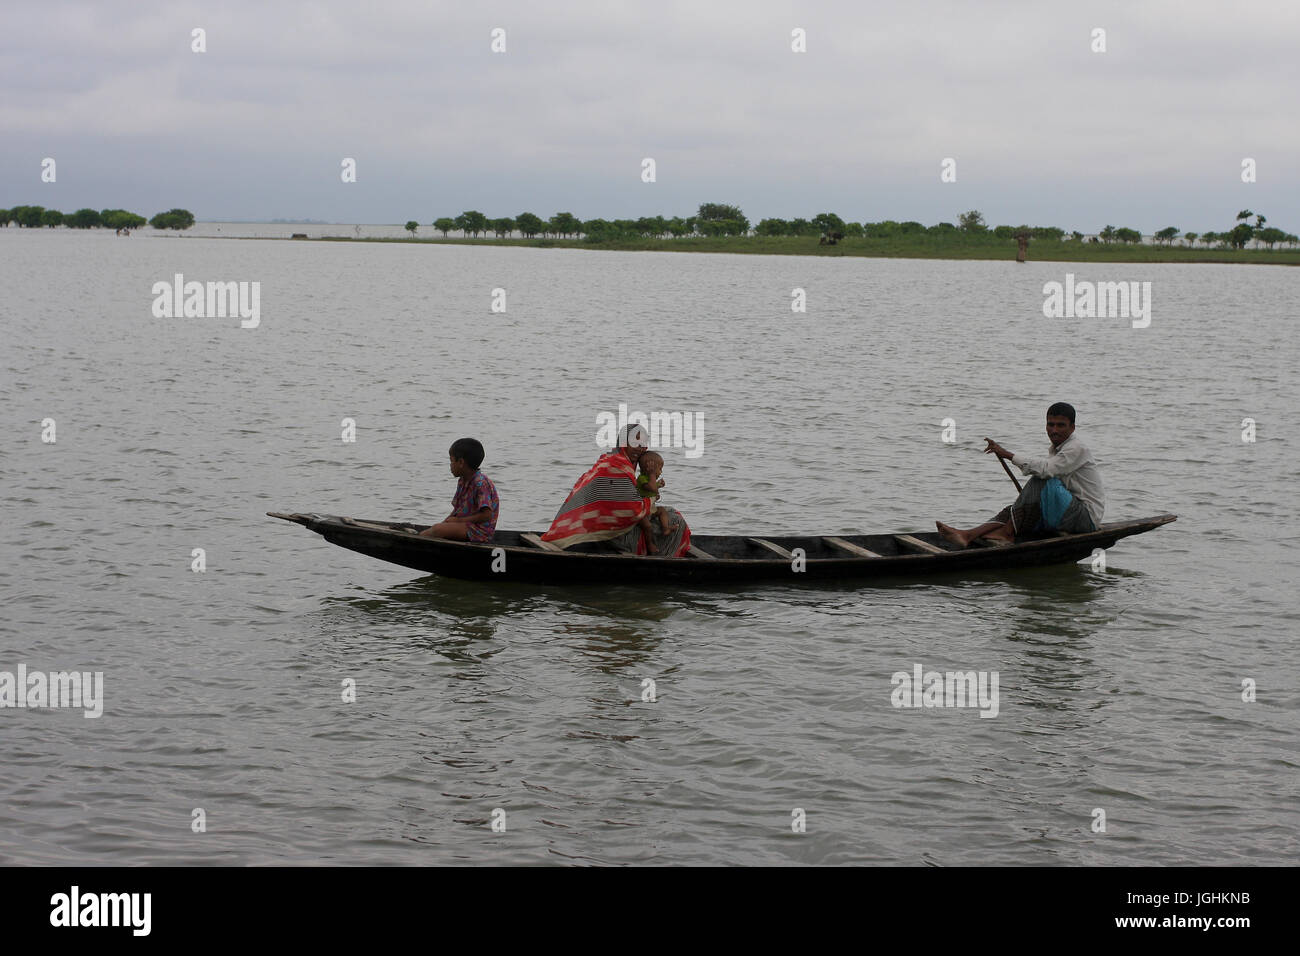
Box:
936;402;1105;548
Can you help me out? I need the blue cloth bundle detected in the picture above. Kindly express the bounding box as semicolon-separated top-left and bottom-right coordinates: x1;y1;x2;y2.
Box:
1039;477;1074;529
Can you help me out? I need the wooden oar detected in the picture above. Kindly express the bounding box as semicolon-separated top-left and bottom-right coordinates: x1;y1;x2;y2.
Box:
997;455;1023;493
984;438;1023;493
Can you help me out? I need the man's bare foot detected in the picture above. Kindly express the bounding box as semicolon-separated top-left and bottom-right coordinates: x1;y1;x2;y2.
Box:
935;521;972;548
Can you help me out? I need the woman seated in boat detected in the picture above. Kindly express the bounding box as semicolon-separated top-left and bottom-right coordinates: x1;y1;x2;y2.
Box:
540;424;692;556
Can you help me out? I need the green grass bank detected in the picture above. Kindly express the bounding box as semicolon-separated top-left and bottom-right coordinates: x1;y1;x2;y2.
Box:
306;234;1300;265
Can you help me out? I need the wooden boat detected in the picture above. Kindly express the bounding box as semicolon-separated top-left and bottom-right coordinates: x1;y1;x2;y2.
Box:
268;511;1176;585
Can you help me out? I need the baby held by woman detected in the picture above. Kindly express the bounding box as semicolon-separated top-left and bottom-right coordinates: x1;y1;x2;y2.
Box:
636;451;674;552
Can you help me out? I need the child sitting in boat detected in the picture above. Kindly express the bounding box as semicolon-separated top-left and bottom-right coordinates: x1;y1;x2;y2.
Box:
635;451;673;552
419;437;499;542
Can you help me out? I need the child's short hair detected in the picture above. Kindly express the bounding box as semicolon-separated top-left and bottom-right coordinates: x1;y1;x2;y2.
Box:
449;437;485;469
638;451;664;472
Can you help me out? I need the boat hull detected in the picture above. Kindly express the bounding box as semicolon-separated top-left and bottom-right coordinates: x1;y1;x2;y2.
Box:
269;513;1177;585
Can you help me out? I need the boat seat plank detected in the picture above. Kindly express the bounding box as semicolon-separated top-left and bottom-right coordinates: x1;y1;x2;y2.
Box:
341;517;404;532
519;533;565;552
687;545;718;560
973;537;1010;548
893;534;947;555
823;536;881;558
747;537;794;559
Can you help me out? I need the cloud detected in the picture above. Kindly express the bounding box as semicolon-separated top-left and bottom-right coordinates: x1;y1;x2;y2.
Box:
2;0;1296;228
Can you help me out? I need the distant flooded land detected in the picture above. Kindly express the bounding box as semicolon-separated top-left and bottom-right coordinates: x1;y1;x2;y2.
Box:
326;206;1300;265
6;202;1296;264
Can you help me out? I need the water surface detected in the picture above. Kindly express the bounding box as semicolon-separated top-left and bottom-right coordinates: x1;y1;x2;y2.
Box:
1;227;1296;864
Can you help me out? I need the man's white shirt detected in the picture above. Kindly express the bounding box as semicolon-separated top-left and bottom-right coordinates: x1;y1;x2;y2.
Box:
1011;433;1105;527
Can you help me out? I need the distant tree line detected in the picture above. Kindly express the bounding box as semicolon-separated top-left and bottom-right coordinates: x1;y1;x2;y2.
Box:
418;204;1297;249
0;206;194;230
427;204;751;242
1097;210;1294;249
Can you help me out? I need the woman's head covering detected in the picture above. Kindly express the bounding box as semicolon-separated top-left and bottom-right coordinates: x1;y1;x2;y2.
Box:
619;423;649;449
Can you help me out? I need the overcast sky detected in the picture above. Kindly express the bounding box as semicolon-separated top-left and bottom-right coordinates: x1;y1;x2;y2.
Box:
3;0;1296;232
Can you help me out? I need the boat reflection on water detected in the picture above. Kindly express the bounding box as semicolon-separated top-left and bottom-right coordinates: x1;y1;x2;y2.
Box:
321;575;684;671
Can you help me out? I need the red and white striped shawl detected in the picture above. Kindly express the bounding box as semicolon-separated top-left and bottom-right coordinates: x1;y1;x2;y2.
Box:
540;450;652;548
